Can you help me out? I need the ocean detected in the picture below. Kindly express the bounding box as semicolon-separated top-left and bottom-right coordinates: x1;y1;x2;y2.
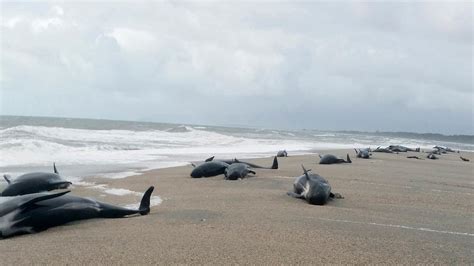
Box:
1;115;472;181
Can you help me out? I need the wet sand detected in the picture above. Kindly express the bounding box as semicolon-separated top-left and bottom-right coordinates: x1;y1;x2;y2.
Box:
1;150;473;264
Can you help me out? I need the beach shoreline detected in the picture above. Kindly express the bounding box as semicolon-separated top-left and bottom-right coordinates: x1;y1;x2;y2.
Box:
1;149;473;264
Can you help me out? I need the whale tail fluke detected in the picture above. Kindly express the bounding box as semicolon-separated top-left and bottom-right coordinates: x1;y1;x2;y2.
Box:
271;156;278;169
346;154;352;163
139;186;154;215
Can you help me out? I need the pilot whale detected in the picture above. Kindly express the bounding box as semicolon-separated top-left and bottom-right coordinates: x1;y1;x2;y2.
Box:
2;164;72;196
0;186;154;238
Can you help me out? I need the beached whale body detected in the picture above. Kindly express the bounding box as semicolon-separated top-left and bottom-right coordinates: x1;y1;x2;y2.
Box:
287;166;342;205
319;154;351;164
355;148;371;159
0;186;154;239
388;145;419;152
224;163;256;180
190;161;229;178
277;150;288;157
1;164;72;196
205;156;279;170
373;147;395;153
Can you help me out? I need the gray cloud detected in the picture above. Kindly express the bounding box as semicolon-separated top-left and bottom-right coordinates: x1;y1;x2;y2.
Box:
1;1;472;134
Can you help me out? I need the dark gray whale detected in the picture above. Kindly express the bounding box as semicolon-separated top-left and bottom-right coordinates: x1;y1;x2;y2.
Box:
205;156;278;169
190;161;229;178
224;163;256;180
277;150;288;157
319;154;351;164
373;147;395;153
355;148;371;159
0;186;154;238
1;164;72;196
388;145;420;152
287;165;342;205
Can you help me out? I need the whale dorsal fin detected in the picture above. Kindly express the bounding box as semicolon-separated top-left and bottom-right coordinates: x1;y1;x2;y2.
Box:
318;154;322;159
301;165;311;180
191;163;196;168
53;163;59;174
205;156;214;162
3;174;11;184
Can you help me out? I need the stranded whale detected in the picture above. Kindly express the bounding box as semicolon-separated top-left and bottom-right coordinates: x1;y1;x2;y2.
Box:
0;186;154;238
319;154;351;164
1;164;72;196
287;165;342;205
224;163;256;180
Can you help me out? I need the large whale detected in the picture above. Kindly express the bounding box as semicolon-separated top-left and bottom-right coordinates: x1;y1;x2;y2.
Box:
0;186;154;238
287;165;342;205
1;164;72;196
319;154;351;164
190;161;229;178
224;163;256;180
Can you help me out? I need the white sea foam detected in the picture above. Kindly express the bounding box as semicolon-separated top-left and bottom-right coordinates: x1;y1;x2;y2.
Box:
1;123;471;178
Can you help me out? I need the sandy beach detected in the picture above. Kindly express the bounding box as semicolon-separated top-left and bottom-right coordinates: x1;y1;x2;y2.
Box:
1;149;472;264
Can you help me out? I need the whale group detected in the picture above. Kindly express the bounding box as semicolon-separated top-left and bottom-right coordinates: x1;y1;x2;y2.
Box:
1;144;467;239
0;164;155;239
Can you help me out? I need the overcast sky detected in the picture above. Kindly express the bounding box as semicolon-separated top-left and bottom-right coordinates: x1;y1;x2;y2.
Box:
1;1;472;134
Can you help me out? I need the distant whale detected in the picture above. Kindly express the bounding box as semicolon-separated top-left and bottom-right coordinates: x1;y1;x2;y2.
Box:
190;161;229;178
277;150;288;157
205;156;278;170
0;186;154;238
319;154;351;164
354;148;371;159
1;164;72;196
388;145;420;152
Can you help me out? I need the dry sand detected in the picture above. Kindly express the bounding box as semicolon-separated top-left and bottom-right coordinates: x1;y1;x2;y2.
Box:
1;150;473;264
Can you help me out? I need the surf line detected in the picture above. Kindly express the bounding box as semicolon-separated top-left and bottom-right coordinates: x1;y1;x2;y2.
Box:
317;218;474;237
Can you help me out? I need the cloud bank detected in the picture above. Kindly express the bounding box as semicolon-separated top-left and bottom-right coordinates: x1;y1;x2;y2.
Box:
1;1;472;134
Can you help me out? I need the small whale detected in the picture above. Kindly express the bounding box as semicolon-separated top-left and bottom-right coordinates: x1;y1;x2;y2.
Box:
354;148;371;159
224;163;256;180
190;161;229;178
1;164;72;196
287;165;342;205
205;156;278;169
319;154;351;164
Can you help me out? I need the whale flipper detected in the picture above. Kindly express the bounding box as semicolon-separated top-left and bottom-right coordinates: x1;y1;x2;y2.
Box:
287;191;304;199
205;156;215;162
